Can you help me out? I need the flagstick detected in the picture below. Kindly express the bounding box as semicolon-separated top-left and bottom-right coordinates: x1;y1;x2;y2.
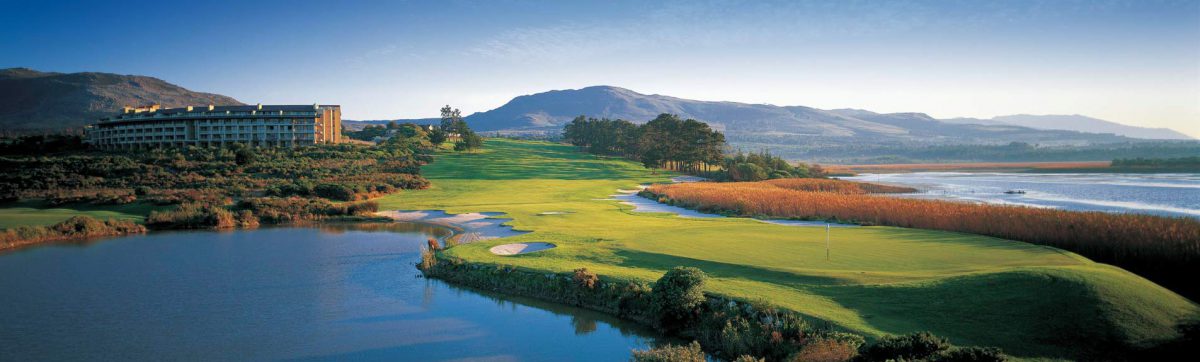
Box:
826;222;830;261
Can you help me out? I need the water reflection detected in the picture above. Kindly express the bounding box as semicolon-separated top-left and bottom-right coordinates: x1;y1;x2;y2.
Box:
0;223;667;361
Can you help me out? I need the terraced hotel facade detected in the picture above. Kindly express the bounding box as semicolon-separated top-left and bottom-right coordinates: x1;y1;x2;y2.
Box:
85;104;341;149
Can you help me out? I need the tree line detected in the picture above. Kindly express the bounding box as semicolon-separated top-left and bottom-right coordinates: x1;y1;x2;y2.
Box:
563;114;824;180
564;114;725;174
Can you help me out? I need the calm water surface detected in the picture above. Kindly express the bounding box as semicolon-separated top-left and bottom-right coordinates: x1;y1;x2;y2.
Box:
0;224;667;361
847;172;1200;218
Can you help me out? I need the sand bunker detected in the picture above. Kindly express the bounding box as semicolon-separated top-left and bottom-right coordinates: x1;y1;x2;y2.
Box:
489;242;556;255
375;210;529;239
537;211;572;215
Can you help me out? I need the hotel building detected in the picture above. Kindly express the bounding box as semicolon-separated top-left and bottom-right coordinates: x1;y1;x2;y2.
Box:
85;104;342;149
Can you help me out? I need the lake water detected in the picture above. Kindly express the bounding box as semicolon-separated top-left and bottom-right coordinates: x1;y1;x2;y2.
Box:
846;172;1200;218
0;224;667;361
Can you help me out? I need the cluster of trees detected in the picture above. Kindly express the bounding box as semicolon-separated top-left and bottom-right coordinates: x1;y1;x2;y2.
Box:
341;105;484;152
439;105;483;151
723;151;826;181
645;180;1200;301
343;121;434;146
564;114;725;173
563;114;828;180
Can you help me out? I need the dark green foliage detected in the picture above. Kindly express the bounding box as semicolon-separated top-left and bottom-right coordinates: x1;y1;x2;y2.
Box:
455;131;484;151
562;114;827;180
694;299;817;361
0;134;87;155
723;150;825;181
564;114;725;175
0;140;430;205
859;332;951;362
1112;156;1200;170
631;341;707;362
441;105;483;151
932;347;1008;362
314;183;356;201
651;266;708;331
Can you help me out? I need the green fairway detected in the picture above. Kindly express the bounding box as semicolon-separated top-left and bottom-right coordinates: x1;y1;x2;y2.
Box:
0;200;159;229
377;139;1198;359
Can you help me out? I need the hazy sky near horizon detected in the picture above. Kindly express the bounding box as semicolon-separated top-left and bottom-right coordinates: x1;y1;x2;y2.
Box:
3;0;1199;136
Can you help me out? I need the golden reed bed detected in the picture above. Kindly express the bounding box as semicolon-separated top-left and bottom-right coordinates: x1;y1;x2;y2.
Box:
645;179;1200;300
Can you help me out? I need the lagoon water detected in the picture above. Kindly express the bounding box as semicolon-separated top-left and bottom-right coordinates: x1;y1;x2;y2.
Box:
847;172;1200;218
0;224;666;361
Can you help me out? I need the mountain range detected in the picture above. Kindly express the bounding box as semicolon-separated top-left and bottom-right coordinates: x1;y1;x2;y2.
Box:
0;68;243;132
943;114;1192;140
1;68;1190;147
349;86;1190;149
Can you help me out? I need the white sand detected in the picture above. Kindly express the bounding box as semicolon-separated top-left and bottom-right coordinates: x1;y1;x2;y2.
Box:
375;210;529;239
489;242;556;255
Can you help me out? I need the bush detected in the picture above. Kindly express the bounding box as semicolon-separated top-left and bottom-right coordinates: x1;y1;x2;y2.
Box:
734;355;766;362
146;203;236;229
1;216;146;250
933;347;1007;362
859;332;951;362
631;341;707;362
651;266;708;331
314;183;356;201
574;268;599;289
788;338;859;362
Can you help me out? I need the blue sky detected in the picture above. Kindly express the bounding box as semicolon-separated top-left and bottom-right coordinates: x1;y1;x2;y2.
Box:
3;0;1198;136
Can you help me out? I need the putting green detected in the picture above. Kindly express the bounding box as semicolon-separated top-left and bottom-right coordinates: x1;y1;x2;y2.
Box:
339;139;1200;357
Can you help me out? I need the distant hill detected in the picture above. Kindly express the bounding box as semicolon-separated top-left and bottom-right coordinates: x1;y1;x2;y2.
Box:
943;114;1193;140
0;68;243;132
459;86;1139;145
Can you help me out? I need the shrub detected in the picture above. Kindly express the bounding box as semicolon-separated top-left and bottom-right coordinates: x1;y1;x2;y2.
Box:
426;238;441;251
859;332;951;362
418;246;436;271
933;347;1008;362
631;341;707;362
1;216;146;250
788;338;859;362
314;183;356;201
734;355;766;362
651;266;708;331
146;203;236;229
574;268;599;289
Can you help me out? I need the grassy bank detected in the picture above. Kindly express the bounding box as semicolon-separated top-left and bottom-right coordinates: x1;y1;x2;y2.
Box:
377;139;1199;360
0;200;159;229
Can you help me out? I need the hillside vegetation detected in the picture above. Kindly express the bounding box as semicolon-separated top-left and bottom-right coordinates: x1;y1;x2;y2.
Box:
377;138;1198;360
0;68;242;133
